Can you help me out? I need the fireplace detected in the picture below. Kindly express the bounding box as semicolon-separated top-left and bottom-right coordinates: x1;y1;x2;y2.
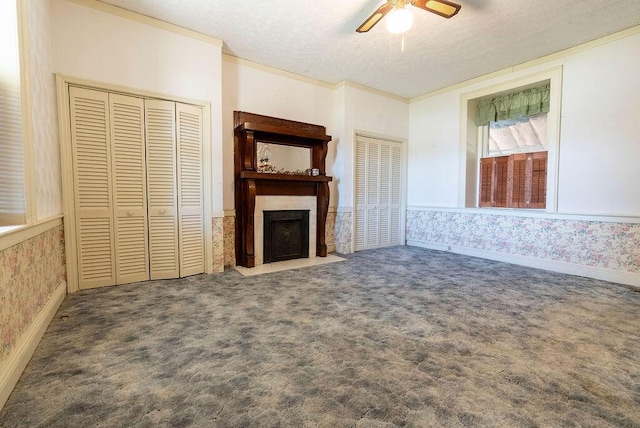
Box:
254;196;316;266
234;111;332;268
263;210;310;263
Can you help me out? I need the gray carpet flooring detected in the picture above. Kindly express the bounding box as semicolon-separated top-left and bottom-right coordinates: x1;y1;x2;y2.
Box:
1;246;639;427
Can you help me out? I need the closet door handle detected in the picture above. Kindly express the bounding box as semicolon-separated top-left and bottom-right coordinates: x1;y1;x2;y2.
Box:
160;209;166;215
127;210;135;216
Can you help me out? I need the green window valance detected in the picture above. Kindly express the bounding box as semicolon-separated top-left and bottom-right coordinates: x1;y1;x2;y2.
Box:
476;84;550;126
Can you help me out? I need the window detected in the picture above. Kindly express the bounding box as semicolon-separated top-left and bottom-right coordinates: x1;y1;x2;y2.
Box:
467;79;557;209
0;0;26;228
483;113;547;157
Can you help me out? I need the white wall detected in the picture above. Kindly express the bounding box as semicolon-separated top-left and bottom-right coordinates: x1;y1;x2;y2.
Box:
408;92;461;207
25;0;61;220
50;0;224;211
558;32;640;216
221;57;335;209
331;85;347;208
335;84;410;208
408;29;640;217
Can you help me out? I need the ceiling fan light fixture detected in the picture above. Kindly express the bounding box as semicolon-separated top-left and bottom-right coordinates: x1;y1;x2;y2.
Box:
385;7;414;34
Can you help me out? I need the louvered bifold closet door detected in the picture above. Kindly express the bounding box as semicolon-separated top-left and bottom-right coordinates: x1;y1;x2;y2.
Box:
355;136;381;251
365;138;380;249
176;103;204;277
354;137;368;251
109;93;149;284
379;143;391;247
389;143;402;245
354;135;403;252
69;87;116;289
145;100;179;279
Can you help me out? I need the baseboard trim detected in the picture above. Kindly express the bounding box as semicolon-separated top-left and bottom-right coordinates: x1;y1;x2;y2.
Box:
0;281;66;410
406;239;640;289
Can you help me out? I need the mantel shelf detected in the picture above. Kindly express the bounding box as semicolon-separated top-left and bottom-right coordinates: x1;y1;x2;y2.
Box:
240;171;333;182
237;122;331;142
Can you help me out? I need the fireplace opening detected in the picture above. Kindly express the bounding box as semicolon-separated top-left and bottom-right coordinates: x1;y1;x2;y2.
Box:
263;210;310;263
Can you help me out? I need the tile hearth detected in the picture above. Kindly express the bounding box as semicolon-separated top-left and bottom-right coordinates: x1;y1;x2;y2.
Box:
234;254;345;277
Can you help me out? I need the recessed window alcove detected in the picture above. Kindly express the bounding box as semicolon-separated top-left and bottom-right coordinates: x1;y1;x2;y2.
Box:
234;112;332;268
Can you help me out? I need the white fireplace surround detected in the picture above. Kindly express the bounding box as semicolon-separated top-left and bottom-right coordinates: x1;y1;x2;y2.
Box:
254;196;317;266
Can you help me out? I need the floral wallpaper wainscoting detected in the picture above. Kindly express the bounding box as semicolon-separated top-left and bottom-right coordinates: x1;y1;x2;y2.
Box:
406;210;640;275
0;225;66;364
223;216;235;267
326;210;336;253
334;211;353;255
212;217;225;273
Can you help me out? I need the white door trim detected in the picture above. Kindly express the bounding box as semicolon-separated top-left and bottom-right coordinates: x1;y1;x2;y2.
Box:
56;74;213;293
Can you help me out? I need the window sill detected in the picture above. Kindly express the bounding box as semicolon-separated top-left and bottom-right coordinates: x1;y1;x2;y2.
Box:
0;216;63;251
0;225;25;235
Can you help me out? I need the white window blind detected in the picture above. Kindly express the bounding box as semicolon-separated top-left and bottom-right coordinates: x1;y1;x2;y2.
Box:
0;0;25;226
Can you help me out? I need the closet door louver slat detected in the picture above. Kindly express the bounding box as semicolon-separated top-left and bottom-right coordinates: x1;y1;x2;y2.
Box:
109;93;149;284
176;103;205;277
70;87;116;288
145;100;179;280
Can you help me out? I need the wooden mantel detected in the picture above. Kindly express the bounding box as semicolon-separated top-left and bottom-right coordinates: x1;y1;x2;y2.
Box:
234;111;332;268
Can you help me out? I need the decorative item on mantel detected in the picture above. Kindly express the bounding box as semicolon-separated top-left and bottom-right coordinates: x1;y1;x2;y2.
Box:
257;143;272;171
233;111;333;268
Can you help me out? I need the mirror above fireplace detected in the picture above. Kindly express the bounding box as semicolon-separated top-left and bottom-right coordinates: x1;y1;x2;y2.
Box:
256;142;311;174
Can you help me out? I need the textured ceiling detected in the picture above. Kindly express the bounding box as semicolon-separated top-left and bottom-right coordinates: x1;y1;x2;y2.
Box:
97;0;640;99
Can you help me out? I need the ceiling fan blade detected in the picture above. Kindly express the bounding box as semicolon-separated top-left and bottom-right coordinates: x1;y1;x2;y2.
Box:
356;2;393;33
411;0;461;18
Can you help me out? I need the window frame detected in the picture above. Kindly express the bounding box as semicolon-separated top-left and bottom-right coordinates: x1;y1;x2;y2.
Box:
459;67;562;211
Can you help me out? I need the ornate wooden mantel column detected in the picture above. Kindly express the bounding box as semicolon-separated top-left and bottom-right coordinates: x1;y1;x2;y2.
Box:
233;111;333;268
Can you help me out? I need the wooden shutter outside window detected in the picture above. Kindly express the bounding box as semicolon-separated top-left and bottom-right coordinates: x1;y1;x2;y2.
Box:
478;155;508;208
508;154;528;208
479;151;547;209
494;156;509;208
528;151;547;208
479;157;494;207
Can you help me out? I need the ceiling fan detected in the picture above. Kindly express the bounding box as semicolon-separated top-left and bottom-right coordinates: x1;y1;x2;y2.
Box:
356;0;461;34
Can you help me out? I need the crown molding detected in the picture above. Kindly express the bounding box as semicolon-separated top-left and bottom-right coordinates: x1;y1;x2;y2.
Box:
67;0;223;47
222;54;334;89
335;80;409;104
